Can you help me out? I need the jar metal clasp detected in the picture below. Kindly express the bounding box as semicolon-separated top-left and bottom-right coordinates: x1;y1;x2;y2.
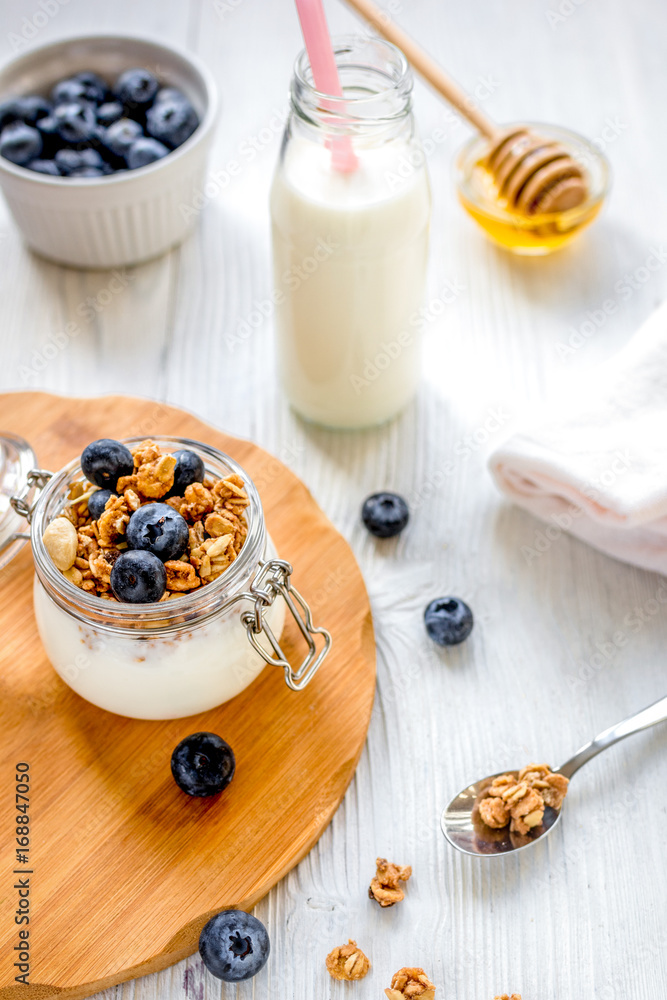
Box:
0;468;53;558
240;558;332;691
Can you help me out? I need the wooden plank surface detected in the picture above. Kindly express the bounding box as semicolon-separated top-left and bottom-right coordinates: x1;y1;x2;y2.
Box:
0;1;666;999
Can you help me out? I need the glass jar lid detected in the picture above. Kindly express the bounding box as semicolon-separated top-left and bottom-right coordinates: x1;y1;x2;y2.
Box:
0;433;36;569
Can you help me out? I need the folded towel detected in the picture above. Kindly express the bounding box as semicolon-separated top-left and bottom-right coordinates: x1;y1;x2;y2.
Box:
489;300;667;574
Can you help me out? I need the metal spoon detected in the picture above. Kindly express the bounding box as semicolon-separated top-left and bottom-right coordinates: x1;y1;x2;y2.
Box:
441;694;667;857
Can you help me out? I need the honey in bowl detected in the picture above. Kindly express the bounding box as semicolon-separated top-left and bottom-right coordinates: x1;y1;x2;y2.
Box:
455;123;610;255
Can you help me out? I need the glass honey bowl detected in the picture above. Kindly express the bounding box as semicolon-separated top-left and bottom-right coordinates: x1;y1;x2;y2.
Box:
455;122;610;255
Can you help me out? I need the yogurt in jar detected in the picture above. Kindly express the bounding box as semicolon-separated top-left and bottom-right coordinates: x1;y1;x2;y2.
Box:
33;544;286;720
271;136;431;429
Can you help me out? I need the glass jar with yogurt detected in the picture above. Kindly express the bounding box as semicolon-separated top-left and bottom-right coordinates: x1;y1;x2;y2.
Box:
1;435;331;720
270;36;432;430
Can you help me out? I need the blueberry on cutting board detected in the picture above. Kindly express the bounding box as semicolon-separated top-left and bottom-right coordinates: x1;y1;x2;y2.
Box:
199;910;270;981
171;732;236;797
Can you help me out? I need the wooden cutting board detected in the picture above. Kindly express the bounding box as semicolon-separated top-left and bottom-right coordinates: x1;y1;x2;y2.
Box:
0;392;376;1000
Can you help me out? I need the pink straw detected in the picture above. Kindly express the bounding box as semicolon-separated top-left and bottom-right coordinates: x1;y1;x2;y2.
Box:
294;0;358;172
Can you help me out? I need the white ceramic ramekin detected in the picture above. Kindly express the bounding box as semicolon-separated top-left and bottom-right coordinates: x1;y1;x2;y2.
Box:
0;34;218;268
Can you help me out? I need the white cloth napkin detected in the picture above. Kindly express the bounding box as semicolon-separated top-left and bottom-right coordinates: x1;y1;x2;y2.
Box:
488;300;667;574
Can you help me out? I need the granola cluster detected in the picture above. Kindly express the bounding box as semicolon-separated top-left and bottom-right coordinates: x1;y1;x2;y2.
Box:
369;857;412;907
48;439;249;601
495;994;522;1000
385;968;436;999
478;764;569;835
325;940;370;981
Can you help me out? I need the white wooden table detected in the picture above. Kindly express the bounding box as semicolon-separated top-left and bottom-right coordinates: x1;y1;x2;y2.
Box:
2;1;667;997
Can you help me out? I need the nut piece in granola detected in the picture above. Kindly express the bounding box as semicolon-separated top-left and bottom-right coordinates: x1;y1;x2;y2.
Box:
385;967;436;999
325;940;370;981
478;764;569;836
42;516;78;571
369;857;412;907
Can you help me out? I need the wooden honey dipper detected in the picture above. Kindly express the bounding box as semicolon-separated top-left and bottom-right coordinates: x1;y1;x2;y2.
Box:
342;0;588;214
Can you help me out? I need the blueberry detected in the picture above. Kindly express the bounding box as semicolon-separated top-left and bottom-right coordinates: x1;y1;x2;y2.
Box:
13;95;52;125
69;167;106;177
101;117;143;158
0;99;20;131
110;550;166;603
114;68;159;112
126;503;189;562
54;102;97;144
96;100;123;127
56;147;107;175
36;115;64;157
27;158;60;175
126;136;168;169
154;86;187;105
361;492;409;538
171;732;236;798
199;910;269;982
171;449;205;494
51;78;93;106
74;71;109;105
146;95;198;149
81;438;134;489
88;489;114;520
0;122;42;165
424;597;474;646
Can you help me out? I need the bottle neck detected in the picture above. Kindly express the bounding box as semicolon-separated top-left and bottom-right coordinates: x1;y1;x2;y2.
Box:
290;35;414;145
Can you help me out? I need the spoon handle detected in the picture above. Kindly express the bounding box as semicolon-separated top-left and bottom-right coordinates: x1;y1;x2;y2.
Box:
558;694;667;779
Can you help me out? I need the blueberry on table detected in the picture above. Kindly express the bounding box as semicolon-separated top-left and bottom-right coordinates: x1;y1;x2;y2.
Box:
126;503;189;562
199;910;269;982
171;449;205;493
126;136;168;169
27;158;60;175
424;597;474;646
81;438;134;489
361;492;410;538
110;550;166;603
0;122;42;165
171;732;236;798
101;117;143;158
146;95;198;148
88;489;114;520
74;70;109;105
114;68;159;112
54;101;97;144
96;100;123;127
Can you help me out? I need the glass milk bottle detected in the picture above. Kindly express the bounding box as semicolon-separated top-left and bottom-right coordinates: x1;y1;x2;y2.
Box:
270;36;431;429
